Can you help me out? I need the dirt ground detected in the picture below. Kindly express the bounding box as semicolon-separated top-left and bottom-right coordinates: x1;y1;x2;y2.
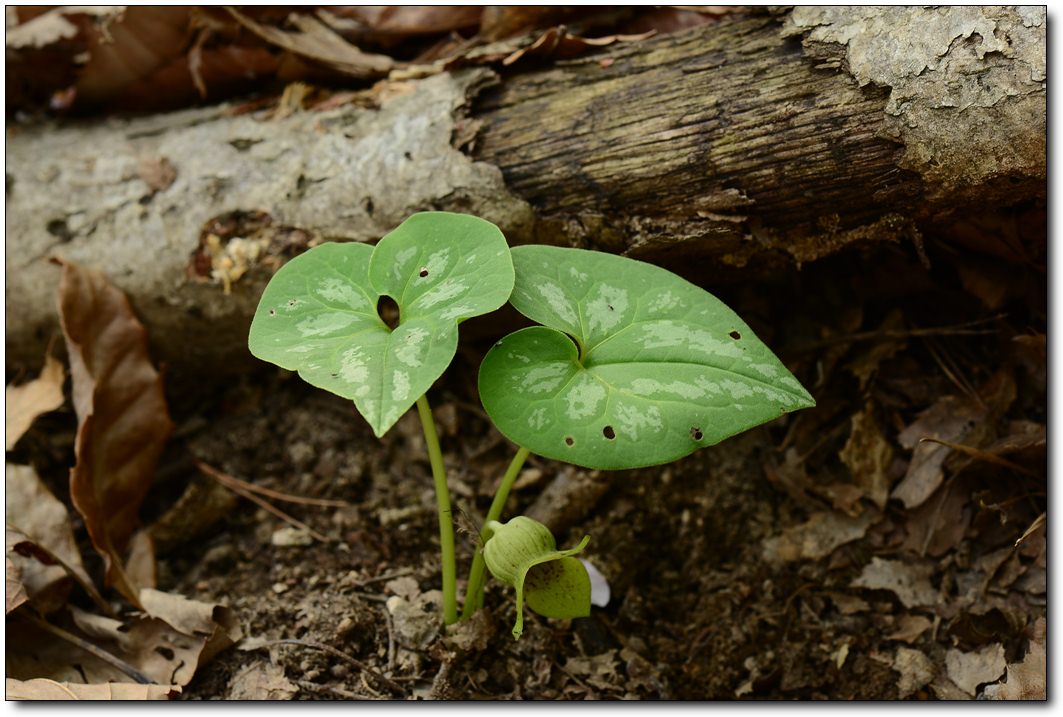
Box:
74;207;1041;701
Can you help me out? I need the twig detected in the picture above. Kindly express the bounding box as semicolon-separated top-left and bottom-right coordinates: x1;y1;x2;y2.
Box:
350;568;415;588
919;437;1038;477
195;461;348;505
195;460;332;542
924;338;982;407
22;613;155;685
360;671;384;699
382;605;396;673
294;679;374;700
246;639;405;696
794;315;1005;353
1015;512;1046;547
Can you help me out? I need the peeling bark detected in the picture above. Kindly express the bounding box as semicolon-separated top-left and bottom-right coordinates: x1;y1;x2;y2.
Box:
5;8;1045;375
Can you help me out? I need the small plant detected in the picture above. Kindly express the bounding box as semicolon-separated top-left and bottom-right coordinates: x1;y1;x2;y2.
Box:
249;212;814;639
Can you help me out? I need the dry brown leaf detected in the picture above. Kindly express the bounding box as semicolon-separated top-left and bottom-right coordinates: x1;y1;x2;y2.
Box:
125;530;157;593
983;617;1046;700
839;401;893;509
75;8;193;106
502;26;656;67
762;510;876;563
6;556;29;614
227;661;299;700
480;7;584;41
6;353;66;450
68;589;241;687
5;7;124;50
826;592;869;615
228;8;394;78
139;588;243;662
945;643;1006;696
323;6;482;38
6;678;177;701
6;617;137;685
56;259;174;606
900;478;971;558
6;464;94;613
893;647;935;698
851;557;937;609
622;6;742;35
891;395;986;509
886;614;933;644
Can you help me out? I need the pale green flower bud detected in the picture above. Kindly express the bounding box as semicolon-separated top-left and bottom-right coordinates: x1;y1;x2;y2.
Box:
481;516;591;639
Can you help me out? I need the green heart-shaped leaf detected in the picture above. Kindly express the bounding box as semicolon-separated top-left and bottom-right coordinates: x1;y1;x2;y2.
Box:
249;212;513;436
479;246;815;469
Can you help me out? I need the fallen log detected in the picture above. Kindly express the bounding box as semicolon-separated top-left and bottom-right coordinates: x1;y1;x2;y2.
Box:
5;8;1045;376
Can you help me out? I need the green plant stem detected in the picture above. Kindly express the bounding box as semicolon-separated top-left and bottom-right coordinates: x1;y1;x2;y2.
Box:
460;445;531;619
415;394;457;626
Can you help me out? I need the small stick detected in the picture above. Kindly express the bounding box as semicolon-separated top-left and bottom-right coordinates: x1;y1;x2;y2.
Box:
196;461;332;542
295;679;374;700
795;315;1005;352
1015;512;1046;547
382;605;396;673
246;639;404;696
919;437;1038;477
198;465;348;508
22;613;155;685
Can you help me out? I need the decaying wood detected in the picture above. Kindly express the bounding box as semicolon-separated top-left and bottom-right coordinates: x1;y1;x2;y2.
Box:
5;8;1045;375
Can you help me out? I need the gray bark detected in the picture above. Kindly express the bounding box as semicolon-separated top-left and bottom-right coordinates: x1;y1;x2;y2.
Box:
5;7;1045;376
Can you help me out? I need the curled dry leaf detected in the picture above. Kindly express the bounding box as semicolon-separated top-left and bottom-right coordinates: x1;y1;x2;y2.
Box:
228;8;394;78
67;589;241;687
6;353;66;450
886;614;933;644
891;394;986;509
762;510;877;563
6;556;29;614
851;557;938;609
74;8;194;107
323;6;482;39
501;26;656;67
892;647;935;698
55;259;174;606
6;678;177;701
6;464;94;613
227;661;299;701
982;617;1046;700
945;643;1006;696
838;401;893;509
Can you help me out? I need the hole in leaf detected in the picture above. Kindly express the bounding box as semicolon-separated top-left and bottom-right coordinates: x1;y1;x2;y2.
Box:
564;436;575;446
269;309;276;316
418;266;429;278
690;427;703;441
729;330;741;340
377;295;400;330
602;426;616;440
607;304;614;311
155;646;175;661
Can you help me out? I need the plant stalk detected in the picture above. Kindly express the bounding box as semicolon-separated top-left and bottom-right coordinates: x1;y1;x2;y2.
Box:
415;394;458;625
460;445;531;619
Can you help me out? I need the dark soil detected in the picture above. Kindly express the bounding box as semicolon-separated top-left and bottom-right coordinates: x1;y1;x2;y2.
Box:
124;208;1045;700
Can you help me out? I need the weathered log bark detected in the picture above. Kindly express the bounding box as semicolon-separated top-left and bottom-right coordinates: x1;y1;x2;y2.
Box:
5;8;1045;376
